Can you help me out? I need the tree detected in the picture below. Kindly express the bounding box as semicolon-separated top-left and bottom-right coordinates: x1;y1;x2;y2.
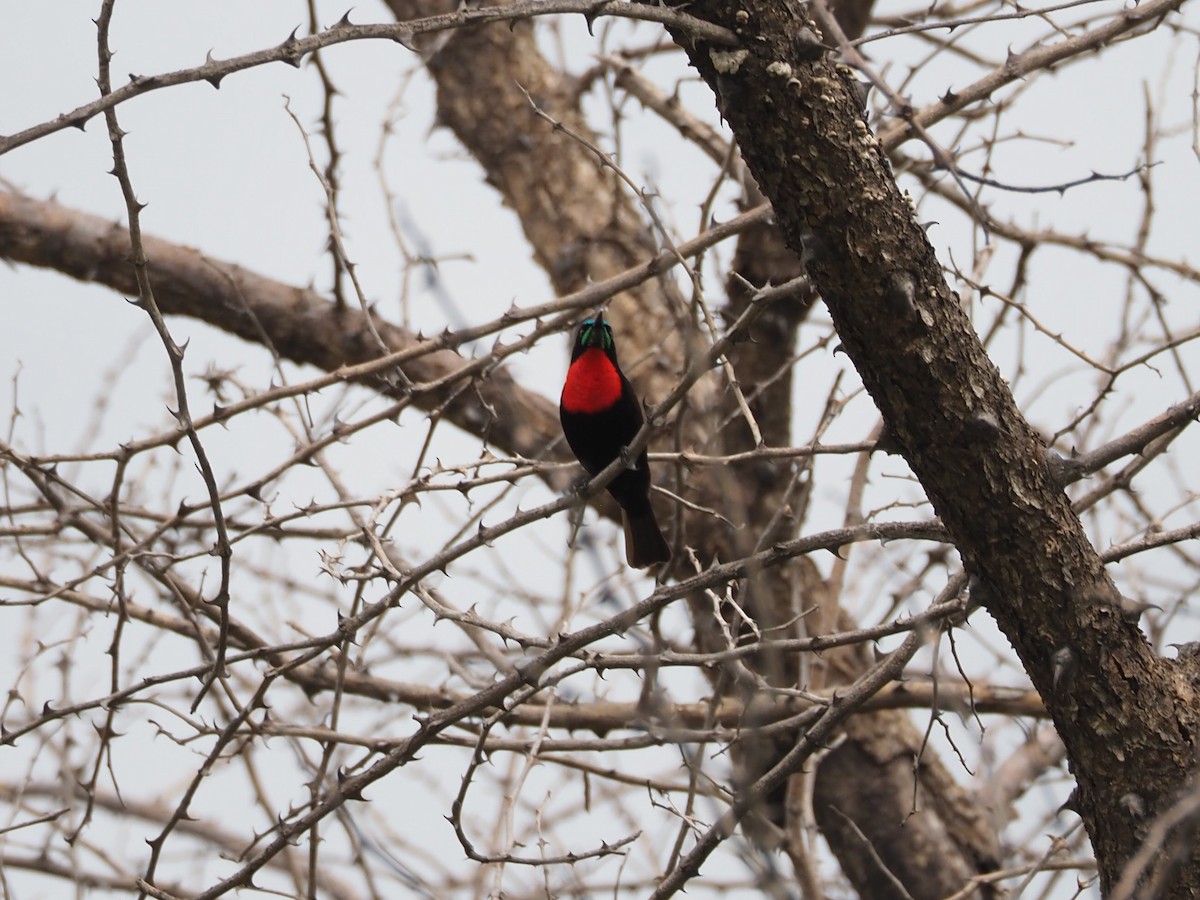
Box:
0;0;1197;897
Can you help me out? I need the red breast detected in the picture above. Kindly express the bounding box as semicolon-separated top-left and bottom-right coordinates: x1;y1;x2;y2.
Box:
561;348;623;414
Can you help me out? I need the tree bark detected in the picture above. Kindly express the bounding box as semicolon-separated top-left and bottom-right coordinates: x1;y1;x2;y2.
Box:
665;0;1200;894
814;710;1000;899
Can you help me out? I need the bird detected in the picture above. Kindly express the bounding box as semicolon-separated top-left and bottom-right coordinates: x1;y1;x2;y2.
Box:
560;312;671;568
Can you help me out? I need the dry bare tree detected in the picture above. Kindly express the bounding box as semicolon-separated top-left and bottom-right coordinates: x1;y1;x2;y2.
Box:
1;0;1199;896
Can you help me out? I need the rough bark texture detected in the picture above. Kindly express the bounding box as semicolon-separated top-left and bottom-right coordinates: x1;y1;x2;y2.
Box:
815;711;1000;898
666;0;1200;894
720;174;1001;900
713;1;1003;891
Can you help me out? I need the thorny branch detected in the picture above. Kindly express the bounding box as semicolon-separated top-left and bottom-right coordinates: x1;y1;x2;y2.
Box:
0;0;1197;896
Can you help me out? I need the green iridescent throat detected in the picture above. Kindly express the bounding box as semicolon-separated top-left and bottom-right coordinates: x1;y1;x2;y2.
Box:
579;318;614;350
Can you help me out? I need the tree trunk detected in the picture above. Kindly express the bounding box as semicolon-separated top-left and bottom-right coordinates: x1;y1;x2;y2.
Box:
664;0;1200;894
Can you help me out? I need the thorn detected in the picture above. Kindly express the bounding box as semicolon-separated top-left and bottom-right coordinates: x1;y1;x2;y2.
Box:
204;50;226;88
1119;596;1160;624
1119;792;1146;818
851;78;873;111
883;272;918;318
336;610;359;645
966;573;994;611
582;1;605;35
619;444;638;472
1057;786;1081;816
477;520;494;547
1171;641;1200;660
280;25;304;67
1051;646;1075;695
1043;447;1085;487
962;410;1002;444
798;228;825;267
791;27;827;61
873;423;903;455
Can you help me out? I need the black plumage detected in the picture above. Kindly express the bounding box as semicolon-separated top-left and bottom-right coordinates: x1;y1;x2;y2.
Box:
560;314;671;568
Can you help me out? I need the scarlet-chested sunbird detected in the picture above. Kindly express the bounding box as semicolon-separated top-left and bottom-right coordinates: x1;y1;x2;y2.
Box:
559;313;671;568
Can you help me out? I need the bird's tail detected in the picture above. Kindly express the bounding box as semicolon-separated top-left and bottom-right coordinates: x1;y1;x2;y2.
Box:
622;506;671;569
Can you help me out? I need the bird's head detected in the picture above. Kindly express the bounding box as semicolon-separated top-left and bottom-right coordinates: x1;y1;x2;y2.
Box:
573;313;614;353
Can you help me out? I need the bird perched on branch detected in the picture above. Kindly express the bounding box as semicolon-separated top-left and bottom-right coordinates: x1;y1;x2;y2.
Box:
559;313;671;569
